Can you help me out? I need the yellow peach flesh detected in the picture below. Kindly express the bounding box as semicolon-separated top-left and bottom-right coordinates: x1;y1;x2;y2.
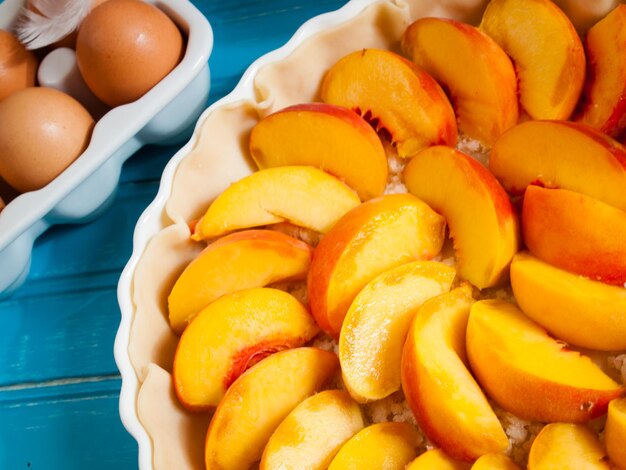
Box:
402;286;508;461
327;422;418;470
606;398;626;469
192;166;360;240
480;0;585;120
577;5;626;137
472;454;521;470
467;299;624;423
249;103;387;201
168;229;312;333
528;423;611;470
511;252;626;351
511;251;626;351
404;145;519;289
173;288;319;410
308;193;446;337
406;449;471;470
489;120;626;211
321;48;457;157
339;260;455;403
204;347;339;470
402;17;518;144
260;390;364;470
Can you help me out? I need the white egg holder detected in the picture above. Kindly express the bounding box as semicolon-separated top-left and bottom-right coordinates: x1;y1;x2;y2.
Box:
0;0;214;296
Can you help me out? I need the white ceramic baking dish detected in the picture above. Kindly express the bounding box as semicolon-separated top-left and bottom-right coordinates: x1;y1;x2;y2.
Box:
114;0;621;468
0;0;213;296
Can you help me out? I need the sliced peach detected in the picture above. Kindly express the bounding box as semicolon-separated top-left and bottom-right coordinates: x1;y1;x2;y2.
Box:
404;146;519;289
576;5;626;137
204;347;338;470
528;423;611;470
510;252;626;351
308;193;446;337
489;120;626;211
467;299;624;423
321;48;457;157
606;398;626;469
402;17;517;144
401;286;508;461
406;449;471;470
192;166;360;240
173;288;319;410
339;261;455;403
249;103;387;200
168;229;312;333
480;0;585;120
522;185;626;286
260;390;364;470
472;454;521;470
327;422;418;470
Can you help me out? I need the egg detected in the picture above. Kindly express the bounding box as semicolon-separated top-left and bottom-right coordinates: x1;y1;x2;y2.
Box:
0;30;38;102
75;0;184;107
0;87;94;193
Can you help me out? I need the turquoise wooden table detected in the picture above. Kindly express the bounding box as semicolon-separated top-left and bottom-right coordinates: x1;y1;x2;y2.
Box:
0;1;345;467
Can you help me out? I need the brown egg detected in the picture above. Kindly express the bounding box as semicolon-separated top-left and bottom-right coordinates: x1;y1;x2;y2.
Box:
0;87;94;193
76;0;184;107
0;30;38;102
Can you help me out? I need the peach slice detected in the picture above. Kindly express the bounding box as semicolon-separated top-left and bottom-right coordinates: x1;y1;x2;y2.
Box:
406;449;471;470
472;454;521;470
510;252;626;351
204;347;338;470
327;422;418;470
402;17;518;144
249;103;387;200
467;299;624;423
168;229;312;333
480;0;585;120
522;185;626;286
320;48;457;157
489;120;626;211
576;5;626;138
308;193;446;337
192;166;360;240
339;261;455;403
528;423;611;470
606;398;626;469
404;146;519;289
401;286;508;461
173;288;319;410
260;390;364;470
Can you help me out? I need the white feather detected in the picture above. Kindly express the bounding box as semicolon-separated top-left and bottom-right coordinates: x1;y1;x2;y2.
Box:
16;0;93;50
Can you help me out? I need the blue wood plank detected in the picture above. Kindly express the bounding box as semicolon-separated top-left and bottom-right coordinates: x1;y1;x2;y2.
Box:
0;378;137;469
119;144;182;184
25;181;158;283
0;283;120;386
0;183;160;384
